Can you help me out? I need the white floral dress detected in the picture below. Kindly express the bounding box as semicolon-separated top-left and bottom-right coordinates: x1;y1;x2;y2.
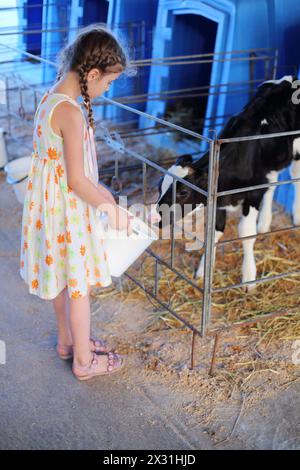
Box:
19;90;112;300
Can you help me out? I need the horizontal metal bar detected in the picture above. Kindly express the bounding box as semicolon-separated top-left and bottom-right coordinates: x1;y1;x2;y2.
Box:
212;269;300;293
101;96;212;142
134;55;275;67
0;3;56;11
0;42;57;66
217;175;300;197
133;47;277;63
106;78;266;102
208;306;300;334
111;87;269;105
216;222;300;246
119;145;208;197
218;128;300;144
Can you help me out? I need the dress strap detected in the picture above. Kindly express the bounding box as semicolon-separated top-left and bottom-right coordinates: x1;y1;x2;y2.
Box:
45;90;99;185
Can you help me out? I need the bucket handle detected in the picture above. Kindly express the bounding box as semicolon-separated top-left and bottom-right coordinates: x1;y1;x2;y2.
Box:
6;174;28;185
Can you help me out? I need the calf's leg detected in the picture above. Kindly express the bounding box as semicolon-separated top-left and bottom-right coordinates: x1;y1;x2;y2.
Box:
194;209;226;279
238;205;259;292
257;171;278;233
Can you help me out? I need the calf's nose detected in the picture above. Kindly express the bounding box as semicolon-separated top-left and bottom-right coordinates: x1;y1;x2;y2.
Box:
147;204;161;224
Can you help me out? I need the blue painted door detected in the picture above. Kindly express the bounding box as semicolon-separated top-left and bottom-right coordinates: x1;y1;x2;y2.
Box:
24;0;43;56
82;0;108;25
165;13;218;134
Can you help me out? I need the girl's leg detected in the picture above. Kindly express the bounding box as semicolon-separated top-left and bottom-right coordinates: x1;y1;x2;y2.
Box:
69;290;93;366
52;286;73;347
69;288;119;372
53;284;109;358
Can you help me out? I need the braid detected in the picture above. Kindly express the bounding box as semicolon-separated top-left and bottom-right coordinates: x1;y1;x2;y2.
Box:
77;62;95;131
76;49;123;131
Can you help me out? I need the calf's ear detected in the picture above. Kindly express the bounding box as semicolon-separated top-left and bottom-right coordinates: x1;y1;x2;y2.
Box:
175;154;193;167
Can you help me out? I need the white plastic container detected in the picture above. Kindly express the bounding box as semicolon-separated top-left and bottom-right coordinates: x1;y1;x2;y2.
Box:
4;156;31;204
96;206;159;277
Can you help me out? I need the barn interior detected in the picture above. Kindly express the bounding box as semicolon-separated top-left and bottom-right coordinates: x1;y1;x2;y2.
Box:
1;0;300;451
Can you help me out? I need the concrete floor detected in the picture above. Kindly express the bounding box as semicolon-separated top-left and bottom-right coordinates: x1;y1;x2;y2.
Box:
1;173;300;450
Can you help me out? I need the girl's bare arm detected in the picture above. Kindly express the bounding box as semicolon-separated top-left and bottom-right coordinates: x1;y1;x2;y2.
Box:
57;102;132;232
58;102;116;211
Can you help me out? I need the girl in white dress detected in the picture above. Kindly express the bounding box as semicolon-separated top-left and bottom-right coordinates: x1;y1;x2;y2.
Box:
19;24;134;380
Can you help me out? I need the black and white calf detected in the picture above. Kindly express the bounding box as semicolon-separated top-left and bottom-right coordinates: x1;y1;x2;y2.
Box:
155;75;300;290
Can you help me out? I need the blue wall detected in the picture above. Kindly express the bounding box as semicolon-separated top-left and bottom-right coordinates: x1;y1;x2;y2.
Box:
20;0;300;214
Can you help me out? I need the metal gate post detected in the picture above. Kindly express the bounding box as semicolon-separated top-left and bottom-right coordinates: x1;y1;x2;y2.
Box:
201;139;220;336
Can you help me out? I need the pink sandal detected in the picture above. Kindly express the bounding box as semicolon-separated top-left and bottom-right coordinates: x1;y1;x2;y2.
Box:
56;337;111;360
72;351;125;381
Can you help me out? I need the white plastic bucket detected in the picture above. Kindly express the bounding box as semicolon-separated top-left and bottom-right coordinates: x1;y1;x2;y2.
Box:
96;206;159;277
4;156;31;204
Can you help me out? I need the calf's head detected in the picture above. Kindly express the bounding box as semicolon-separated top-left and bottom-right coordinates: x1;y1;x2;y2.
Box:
155;154;208;229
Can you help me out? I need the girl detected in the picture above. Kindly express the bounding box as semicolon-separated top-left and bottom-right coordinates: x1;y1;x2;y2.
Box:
19;24;134;381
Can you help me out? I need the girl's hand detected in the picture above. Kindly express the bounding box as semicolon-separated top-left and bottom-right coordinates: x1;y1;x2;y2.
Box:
105;204;134;236
98;183;116;205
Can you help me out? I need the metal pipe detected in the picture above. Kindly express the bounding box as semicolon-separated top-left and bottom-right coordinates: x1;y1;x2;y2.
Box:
201;140;220;336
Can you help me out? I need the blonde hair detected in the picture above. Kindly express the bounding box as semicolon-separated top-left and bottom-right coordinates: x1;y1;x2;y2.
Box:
55;23;134;130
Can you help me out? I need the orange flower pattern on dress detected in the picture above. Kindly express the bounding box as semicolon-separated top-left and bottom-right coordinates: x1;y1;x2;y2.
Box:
69;198;77;209
68;279;78;288
60;247;67;258
56;164;64;178
66;231;72;243
71;291;83;299
57;234;65;243
45;254;53;266
19;91;112;300
47;147;58;160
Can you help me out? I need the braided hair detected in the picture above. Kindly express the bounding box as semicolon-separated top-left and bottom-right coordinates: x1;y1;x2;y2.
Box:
55;23;133;131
